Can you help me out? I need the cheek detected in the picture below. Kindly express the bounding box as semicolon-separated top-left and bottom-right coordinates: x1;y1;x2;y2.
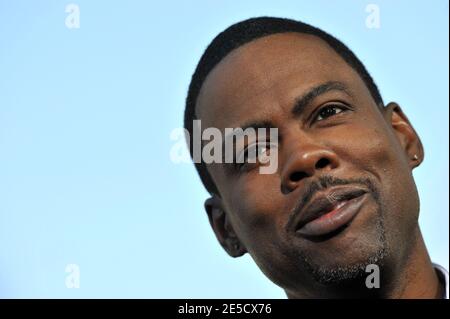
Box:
335;120;407;180
334;122;419;226
225;173;287;252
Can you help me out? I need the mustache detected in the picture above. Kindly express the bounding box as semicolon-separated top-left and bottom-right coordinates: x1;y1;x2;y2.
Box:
287;175;379;226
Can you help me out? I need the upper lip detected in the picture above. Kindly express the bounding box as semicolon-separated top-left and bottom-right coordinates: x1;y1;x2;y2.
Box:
289;186;368;232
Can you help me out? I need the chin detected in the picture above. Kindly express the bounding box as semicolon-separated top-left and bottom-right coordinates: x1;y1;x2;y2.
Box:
308;246;388;286
297;220;388;286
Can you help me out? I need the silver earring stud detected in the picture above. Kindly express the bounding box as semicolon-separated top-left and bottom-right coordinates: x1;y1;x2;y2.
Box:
413;154;418;160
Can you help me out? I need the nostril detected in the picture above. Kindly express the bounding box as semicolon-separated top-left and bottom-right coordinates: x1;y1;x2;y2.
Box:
316;158;330;169
290;171;308;182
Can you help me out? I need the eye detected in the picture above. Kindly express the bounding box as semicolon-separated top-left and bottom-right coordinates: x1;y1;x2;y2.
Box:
315;104;346;121
237;142;277;169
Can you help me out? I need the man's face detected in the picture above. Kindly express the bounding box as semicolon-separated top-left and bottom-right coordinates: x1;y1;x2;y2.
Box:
195;33;423;295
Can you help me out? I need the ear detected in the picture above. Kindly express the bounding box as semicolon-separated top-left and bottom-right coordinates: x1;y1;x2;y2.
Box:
383;102;424;169
204;196;247;258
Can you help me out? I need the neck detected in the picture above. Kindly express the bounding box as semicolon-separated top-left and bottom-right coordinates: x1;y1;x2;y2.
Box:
285;228;443;299
386;228;442;299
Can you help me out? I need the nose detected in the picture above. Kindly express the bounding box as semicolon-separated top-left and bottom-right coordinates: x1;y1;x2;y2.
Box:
280;142;339;194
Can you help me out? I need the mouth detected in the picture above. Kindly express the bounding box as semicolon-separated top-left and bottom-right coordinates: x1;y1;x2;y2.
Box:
294;187;368;239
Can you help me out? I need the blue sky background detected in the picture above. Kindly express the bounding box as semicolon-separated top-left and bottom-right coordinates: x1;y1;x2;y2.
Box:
0;0;448;298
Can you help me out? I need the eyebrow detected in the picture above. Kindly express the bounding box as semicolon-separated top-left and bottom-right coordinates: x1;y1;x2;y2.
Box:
222;120;275;146
219;81;351;161
291;81;352;116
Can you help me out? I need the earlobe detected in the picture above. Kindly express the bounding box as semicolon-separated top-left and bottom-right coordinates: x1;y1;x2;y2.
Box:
384;102;424;169
204;196;247;258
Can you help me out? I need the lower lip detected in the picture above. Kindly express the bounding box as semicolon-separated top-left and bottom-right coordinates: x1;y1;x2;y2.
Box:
296;194;367;238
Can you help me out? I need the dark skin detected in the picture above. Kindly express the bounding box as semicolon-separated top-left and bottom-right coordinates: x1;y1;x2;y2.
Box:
195;33;442;298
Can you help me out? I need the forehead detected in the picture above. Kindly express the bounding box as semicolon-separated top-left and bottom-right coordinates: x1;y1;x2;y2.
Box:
196;32;367;129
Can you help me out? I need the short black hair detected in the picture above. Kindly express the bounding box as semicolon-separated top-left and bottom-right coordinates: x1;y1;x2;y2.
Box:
184;16;384;194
